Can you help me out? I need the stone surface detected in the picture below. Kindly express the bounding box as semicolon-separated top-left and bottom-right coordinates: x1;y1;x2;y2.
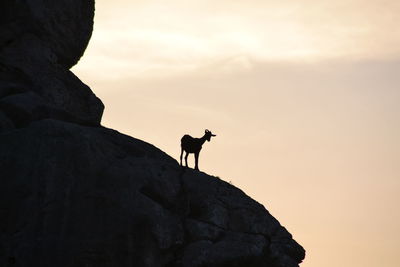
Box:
0;119;305;267
0;0;95;68
0;0;103;126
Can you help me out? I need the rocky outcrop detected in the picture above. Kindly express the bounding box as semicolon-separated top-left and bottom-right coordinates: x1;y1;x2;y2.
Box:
0;0;94;68
0;0;103;127
0;119;305;267
0;1;305;267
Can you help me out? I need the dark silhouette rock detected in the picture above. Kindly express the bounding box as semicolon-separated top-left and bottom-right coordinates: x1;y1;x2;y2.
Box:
0;1;305;267
0;119;305;267
0;0;94;68
0;0;103;126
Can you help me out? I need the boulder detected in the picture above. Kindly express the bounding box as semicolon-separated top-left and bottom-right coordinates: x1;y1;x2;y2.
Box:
0;0;95;68
0;119;305;267
0;0;103;126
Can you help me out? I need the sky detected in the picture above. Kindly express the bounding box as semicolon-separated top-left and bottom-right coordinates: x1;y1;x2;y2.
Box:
72;1;400;266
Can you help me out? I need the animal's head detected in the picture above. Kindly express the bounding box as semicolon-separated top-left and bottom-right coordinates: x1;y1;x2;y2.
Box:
205;129;216;141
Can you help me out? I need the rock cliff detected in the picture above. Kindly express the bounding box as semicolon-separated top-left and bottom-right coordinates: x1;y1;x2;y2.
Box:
0;0;103;127
0;1;305;267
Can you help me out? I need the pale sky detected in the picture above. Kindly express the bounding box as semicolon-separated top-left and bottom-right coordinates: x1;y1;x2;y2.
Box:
73;1;400;266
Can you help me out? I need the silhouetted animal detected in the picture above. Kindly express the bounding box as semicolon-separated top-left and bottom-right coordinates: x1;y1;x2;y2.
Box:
180;129;216;171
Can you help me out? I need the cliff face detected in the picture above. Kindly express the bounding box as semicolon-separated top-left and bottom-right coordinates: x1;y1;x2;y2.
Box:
0;1;305;267
0;0;103;127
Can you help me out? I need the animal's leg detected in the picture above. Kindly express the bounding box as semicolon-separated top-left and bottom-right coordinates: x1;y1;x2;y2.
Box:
180;148;183;166
194;152;199;170
184;152;189;167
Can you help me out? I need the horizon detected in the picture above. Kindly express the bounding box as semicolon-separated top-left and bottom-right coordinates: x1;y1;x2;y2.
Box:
73;1;400;267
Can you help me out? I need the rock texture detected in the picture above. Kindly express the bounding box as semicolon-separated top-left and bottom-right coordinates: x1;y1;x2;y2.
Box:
0;0;103;127
0;1;305;267
0;120;305;267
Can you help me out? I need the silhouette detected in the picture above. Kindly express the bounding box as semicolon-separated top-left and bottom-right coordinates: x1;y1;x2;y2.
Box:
180;129;216;171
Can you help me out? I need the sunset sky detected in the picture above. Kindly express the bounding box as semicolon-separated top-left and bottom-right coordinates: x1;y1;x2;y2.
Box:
73;1;400;266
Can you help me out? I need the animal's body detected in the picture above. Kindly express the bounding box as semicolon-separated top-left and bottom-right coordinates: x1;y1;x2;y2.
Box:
180;129;216;171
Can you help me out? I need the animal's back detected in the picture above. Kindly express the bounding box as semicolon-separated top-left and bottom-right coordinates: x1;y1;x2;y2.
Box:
181;134;192;145
181;134;201;152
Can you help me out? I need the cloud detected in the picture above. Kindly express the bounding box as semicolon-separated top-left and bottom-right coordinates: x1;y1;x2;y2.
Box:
74;0;400;80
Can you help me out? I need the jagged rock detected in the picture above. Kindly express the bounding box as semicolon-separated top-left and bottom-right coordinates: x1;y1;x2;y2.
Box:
0;119;305;267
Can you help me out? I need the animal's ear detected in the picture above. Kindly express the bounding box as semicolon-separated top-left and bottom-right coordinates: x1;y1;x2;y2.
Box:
205;129;209;133
212;134;216;137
